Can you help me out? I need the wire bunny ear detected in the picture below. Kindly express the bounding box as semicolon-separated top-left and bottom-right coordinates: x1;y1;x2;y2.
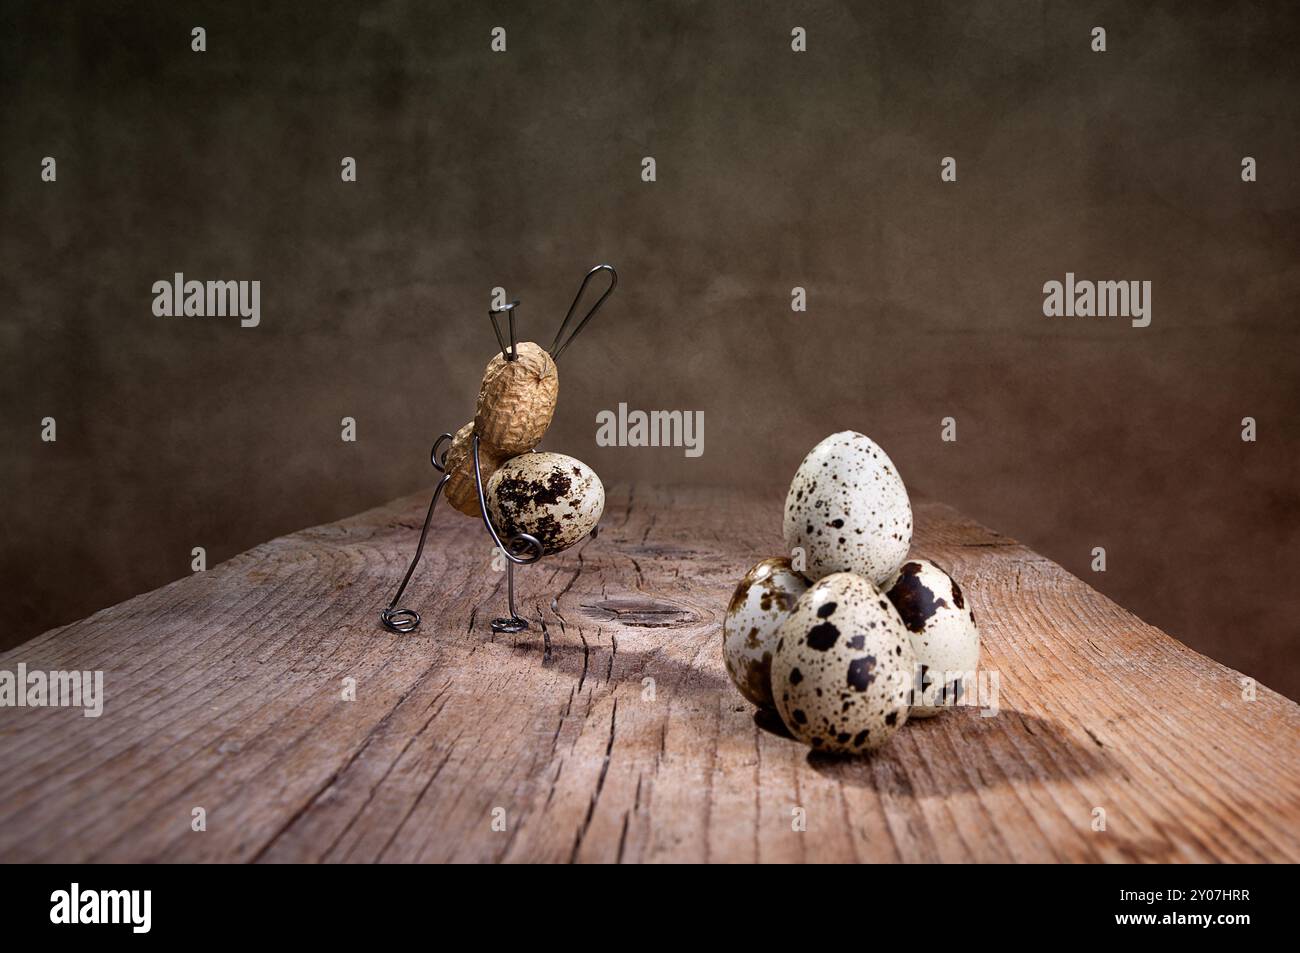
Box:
549;264;618;362
489;299;522;361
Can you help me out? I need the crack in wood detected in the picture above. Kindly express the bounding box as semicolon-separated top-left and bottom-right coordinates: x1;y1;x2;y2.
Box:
616;810;630;864
618;485;635;529
313;679;455;861
535;602;553;662
569;698;618;863
374;726;465;863
577;632;590;693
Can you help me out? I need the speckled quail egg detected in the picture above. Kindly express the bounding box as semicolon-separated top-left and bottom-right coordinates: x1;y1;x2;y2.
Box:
722;557;811;709
771;572;915;753
783;431;912;585
884;559;980;717
486;452;604;556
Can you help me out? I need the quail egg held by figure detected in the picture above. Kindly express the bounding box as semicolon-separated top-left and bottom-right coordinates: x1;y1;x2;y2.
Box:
486;452;604;556
721;431;984;755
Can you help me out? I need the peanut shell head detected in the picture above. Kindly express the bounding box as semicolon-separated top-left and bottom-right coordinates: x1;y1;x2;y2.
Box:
474;341;559;456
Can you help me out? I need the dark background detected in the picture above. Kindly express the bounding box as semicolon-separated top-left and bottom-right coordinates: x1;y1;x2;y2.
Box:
2;1;1298;697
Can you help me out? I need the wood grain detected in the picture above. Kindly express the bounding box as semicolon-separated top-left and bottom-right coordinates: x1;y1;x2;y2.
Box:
1;486;1296;863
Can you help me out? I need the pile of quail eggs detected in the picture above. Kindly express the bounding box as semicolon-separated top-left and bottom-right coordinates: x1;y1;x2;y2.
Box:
722;431;980;754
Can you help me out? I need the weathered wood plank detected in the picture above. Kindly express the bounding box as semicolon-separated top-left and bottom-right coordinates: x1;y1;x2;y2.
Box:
0;486;1296;863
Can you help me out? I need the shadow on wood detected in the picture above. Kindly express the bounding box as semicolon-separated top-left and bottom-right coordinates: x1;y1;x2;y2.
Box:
804;708;1113;796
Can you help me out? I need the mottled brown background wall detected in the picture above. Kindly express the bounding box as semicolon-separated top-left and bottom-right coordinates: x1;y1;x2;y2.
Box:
3;1;1298;697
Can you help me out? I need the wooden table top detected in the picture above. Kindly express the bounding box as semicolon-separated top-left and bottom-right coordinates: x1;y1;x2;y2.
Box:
1;486;1296;863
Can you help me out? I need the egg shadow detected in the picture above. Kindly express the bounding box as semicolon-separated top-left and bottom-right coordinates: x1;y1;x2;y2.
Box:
753;706;794;739
802;707;1116;795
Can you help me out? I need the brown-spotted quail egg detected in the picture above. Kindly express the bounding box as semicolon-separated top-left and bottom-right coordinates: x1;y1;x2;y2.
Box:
722;558;811;709
783;432;912;585
884;559;980;718
486;452;604;556
771;572;915;753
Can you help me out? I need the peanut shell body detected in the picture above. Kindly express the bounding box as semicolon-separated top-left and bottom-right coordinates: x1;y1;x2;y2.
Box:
443;421;506;517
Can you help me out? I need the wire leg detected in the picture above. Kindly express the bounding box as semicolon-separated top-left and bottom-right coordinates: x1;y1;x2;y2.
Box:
471;433;542;634
492;559;529;634
380;473;451;633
